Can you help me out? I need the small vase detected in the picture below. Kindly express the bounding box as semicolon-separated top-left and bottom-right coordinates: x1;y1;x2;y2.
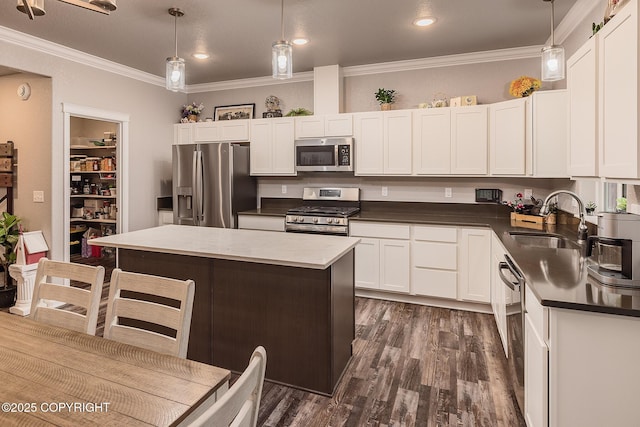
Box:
380;103;392;111
188;114;198;122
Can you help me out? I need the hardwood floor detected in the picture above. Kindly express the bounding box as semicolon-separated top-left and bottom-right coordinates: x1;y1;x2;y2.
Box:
257;298;525;427
13;273;525;426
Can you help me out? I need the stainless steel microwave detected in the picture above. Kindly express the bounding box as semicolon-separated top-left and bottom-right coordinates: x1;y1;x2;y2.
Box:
294;137;354;172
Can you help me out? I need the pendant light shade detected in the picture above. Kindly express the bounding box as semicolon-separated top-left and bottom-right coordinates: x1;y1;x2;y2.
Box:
272;40;293;79
541;0;565;81
16;0;46;18
89;0;117;11
166;8;186;92
272;0;292;79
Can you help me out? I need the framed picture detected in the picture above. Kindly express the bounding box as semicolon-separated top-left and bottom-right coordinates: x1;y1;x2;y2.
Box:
214;103;255;121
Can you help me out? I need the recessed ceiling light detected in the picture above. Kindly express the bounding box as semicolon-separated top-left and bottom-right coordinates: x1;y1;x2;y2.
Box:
292;38;309;46
192;53;210;60
413;17;436;27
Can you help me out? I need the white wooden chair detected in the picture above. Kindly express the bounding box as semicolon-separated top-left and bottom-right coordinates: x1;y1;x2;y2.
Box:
189;346;267;427
30;258;105;335
103;268;195;358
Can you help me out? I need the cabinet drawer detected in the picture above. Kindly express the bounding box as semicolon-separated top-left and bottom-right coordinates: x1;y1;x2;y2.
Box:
412;268;457;299
412;225;457;242
193;124;220;141
237;215;284;232
350;222;410;239
411;241;457;269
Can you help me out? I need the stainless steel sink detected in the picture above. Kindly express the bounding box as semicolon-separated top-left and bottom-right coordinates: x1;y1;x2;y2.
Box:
508;231;579;249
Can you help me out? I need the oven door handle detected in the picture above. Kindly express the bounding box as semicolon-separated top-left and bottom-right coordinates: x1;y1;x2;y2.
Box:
499;261;521;292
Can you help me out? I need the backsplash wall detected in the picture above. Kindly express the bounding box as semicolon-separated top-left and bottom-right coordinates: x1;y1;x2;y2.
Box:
257;176;574;206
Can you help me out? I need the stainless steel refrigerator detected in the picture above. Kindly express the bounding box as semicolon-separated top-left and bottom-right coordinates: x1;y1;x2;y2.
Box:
172;142;256;228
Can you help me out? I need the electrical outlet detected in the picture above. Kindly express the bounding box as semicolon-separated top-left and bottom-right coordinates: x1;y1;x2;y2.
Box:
381;186;388;197
524;189;533;199
33;190;44;203
445;188;452;198
281;185;287;194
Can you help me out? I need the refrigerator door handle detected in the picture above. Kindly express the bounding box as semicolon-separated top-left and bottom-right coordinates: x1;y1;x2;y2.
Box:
195;149;205;224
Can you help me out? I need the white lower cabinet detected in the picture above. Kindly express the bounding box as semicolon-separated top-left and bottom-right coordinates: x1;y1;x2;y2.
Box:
351;222;410;293
458;228;491;303
524;310;548;427
237;214;284;232
490;233;509;356
411;225;458;299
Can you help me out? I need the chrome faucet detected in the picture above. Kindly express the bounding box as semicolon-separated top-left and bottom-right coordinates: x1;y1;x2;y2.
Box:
540;190;589;242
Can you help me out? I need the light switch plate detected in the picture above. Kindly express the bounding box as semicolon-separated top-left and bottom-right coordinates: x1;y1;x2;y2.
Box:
33;190;44;203
524;189;533;199
445;188;452;198
381;186;388;197
281;185;287;194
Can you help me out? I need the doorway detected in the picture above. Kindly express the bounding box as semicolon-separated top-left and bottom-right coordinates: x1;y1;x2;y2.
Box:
63;103;129;281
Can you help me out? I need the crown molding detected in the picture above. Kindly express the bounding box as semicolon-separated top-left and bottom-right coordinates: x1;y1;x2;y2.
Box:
554;0;602;44
188;71;314;93
0;25;164;87
342;46;543;77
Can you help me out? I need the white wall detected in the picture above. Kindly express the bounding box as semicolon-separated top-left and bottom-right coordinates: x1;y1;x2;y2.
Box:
0;36;184;260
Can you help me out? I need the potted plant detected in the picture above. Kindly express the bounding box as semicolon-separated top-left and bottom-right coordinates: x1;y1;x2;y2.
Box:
585;201;597;215
181;102;205;123
284;108;313;117
375;88;397;110
0;212;20;308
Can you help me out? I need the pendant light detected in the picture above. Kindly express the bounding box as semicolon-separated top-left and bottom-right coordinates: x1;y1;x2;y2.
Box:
89;0;117;12
272;0;292;79
541;0;565;81
16;0;45;19
166;7;186;92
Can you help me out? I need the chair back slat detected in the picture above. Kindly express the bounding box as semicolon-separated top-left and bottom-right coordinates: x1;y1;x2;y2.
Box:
104;269;195;359
30;258;105;336
190;346;266;427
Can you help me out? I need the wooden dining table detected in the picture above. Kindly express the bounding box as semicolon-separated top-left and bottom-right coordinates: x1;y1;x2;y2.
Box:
0;311;230;426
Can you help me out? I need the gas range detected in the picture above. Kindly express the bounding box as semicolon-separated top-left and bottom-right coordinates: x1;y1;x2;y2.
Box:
285;188;360;235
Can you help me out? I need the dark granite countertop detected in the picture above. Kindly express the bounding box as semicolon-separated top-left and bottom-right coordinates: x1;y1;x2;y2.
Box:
239;200;640;318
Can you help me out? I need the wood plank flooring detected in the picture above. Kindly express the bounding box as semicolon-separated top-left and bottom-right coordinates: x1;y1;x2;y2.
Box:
257;298;525;427
9;271;525;426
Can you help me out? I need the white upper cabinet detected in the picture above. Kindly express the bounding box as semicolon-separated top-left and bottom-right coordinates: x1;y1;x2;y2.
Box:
451;105;488;175
598;1;640;178
249;118;296;176
174;124;192;145
525;90;568;177
192;120;250;142
412;108;452;174
489;98;526;175
567;36;598;177
294;114;353;138
354;111;411;175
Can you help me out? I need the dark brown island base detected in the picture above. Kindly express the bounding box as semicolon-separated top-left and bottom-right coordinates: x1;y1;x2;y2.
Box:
91;225;359;396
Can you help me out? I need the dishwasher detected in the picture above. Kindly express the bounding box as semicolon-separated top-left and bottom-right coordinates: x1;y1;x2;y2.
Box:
498;254;525;416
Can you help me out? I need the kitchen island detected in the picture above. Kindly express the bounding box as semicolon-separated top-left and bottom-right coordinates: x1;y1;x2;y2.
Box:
90;224;359;396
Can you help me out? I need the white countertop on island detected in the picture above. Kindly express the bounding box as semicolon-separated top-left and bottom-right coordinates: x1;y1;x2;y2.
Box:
89;225;359;269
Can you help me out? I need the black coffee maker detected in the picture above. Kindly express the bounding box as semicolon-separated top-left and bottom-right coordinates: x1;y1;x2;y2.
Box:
587;213;640;288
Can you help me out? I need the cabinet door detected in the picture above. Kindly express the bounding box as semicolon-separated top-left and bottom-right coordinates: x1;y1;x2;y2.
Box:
567;36;598;177
174;124;193;145
354;238;380;290
526;91;568;177
272;118;296;175
249;120;274;175
459;228;491;303
379;239;410;293
325;114;353;136
412;109;451;174
193;123;221;142
451;106;488;174
354;112;384;175
218;120;250;142
294;116;325;138
598;2;639;178
525;313;549;427
489;99;526;175
383;111;412;175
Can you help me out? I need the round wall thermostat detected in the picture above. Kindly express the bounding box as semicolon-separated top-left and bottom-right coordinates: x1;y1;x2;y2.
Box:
17;83;31;100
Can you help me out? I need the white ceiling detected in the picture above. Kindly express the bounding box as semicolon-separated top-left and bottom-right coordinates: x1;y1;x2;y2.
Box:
0;0;580;85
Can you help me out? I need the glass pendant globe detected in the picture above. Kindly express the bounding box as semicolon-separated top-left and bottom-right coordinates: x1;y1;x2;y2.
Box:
166;57;185;92
272;41;292;79
541;45;565;82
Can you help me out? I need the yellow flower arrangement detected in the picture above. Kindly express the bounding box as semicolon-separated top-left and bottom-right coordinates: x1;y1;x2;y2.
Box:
509;76;542;98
